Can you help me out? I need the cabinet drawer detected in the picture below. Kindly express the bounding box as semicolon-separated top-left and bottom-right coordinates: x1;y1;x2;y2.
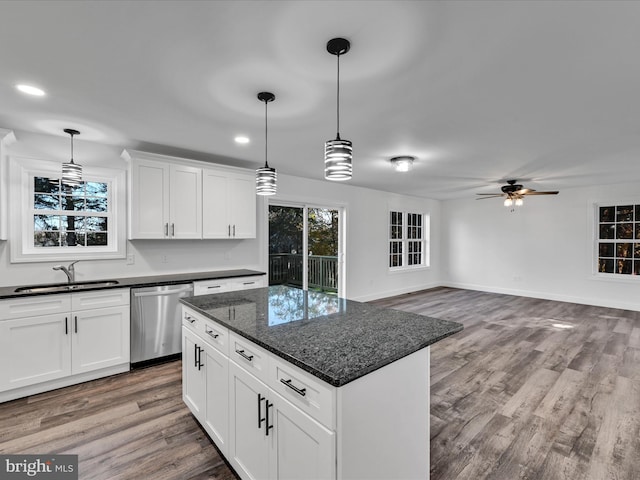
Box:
228;332;269;384
0;294;71;320
269;356;336;430
193;279;234;296
233;276;266;290
183;306;229;356
72;288;130;311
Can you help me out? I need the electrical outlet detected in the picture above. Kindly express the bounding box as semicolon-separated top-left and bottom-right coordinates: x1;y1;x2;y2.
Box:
127;254;135;265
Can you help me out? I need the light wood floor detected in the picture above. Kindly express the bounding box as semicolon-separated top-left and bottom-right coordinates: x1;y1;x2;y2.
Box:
1;287;639;479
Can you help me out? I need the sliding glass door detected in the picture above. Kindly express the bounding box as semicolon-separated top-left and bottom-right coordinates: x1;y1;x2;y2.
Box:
268;203;343;295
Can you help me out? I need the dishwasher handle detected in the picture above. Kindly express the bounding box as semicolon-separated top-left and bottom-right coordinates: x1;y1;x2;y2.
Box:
132;286;193;298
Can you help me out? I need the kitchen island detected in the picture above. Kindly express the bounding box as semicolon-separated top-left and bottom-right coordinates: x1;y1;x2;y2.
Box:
181;285;462;480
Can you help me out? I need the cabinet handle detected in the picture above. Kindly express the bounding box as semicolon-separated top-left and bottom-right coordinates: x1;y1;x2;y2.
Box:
280;378;307;397
197;346;204;370
235;349;254;362
185;314;196;324
171;223;175;236
165;223;169;236
74;316;78;333
194;343;198;368
258;393;266;429
233;224;236;237
265;400;273;436
205;327;219;339
243;281;255;286
65;317;68;335
228;225;231;237
207;285;221;289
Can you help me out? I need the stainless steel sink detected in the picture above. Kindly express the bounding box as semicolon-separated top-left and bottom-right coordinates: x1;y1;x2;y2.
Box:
15;280;119;294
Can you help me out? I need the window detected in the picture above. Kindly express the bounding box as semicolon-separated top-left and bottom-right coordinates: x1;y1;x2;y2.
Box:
33;177;109;248
389;211;428;269
597;204;640;276
10;157;126;263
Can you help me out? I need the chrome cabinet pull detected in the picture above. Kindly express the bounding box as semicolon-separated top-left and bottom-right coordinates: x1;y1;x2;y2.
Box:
171;223;175;236
258;393;266;429
74;316;78;333
165;223;169;236
65;317;68;335
205;327;219;339
185;314;196;324
194;343;198;368
228;225;231;237
233;224;236;236
207;285;221;289
243;281;255;285
197;346;204;370
280;378;307;397
235;349;254;362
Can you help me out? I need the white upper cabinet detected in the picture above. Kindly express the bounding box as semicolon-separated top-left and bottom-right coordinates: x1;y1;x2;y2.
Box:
125;150;255;240
203;169;256;239
128;153;202;239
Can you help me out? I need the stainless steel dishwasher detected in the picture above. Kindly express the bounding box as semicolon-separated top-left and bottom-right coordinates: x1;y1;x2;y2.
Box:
130;283;194;366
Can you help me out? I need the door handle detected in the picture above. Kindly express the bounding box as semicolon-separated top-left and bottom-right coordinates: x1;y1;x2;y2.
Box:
197;346;204;370
265;400;273;436
258;393;266;429
194;343;198;368
74;316;78;333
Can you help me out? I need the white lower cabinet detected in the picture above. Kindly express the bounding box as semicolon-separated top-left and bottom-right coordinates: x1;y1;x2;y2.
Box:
0;289;130;402
228;361;335;480
182;306;335;480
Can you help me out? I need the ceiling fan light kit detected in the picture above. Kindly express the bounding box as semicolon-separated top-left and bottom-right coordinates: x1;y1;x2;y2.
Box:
324;37;353;181
390;156;415;172
477;179;559;210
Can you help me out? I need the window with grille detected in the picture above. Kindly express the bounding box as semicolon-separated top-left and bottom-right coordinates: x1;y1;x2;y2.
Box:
597;204;640;276
389;211;428;270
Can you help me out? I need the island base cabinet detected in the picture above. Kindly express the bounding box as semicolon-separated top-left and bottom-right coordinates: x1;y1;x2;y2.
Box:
228;361;335;480
183;326;229;455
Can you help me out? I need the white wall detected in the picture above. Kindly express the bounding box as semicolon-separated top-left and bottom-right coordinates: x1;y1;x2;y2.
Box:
268;174;441;302
1;130;440;302
441;182;640;311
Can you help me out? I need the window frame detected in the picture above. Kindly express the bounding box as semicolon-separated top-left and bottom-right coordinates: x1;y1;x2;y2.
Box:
9;156;126;263
388;210;429;271
593;202;640;278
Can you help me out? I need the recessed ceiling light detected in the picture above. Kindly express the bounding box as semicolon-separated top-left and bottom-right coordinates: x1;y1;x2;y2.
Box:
16;84;46;97
234;136;250;144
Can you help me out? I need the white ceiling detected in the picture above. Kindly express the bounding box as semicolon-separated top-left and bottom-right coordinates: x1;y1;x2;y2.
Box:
2;0;640;200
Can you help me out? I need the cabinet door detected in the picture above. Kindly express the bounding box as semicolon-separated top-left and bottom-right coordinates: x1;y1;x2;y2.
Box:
202;340;229;455
71;306;130;374
202;169;230;238
0;314;71;392
170;164;202;239
228;361;271;480
270;395;336;480
183;327;206;421
130;159;170;239
228;173;256;239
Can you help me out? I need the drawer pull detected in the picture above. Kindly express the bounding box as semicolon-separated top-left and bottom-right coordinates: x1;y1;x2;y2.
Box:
280;378;307;397
235;349;254;362
265;400;273;436
205;327;219;339
207;285;221;289
243;281;255;285
185;314;196;324
258;393;266;429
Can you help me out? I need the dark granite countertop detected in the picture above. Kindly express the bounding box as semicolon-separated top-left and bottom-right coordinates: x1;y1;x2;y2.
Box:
0;269;265;300
181;285;463;387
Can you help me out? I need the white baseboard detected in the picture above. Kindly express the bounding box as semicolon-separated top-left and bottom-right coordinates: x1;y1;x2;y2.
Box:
351;282;441;302
441;280;640;312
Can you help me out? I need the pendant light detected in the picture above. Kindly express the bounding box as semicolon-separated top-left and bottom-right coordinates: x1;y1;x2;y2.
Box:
255;91;277;195
325;37;352;181
62;128;82;186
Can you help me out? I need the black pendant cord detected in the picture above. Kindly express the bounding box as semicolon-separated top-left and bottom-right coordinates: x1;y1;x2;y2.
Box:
264;99;269;168
70;133;74;164
336;52;341;140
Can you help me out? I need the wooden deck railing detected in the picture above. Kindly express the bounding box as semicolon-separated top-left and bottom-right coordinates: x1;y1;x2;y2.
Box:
269;254;338;293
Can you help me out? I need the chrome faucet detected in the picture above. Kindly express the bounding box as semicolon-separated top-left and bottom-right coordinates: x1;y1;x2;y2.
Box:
53;261;79;283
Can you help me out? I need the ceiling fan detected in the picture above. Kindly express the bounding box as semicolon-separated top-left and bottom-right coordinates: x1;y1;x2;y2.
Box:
476;180;559;207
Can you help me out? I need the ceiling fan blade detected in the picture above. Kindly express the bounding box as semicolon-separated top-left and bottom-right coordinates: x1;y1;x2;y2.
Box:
515;188;534;195
476;193;505;196
476;195;504;200
523;191;559;195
